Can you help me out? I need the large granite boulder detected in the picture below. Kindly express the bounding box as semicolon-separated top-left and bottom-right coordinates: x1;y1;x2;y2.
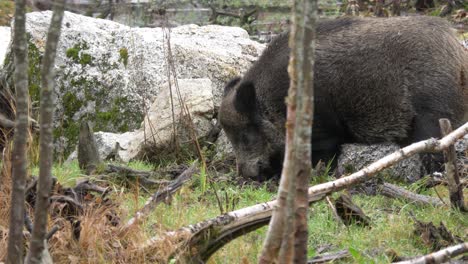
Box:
68;78;216;162
1;11;264;155
0;26;11;68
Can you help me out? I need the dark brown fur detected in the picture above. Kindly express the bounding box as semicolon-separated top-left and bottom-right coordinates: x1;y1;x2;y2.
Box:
220;16;468;181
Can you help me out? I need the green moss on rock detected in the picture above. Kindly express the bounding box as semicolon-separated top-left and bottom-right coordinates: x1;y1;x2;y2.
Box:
119;48;129;67
66;42;93;66
28;40;42;103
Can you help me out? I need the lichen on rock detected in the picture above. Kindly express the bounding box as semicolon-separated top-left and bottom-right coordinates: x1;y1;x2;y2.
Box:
0;11;264;158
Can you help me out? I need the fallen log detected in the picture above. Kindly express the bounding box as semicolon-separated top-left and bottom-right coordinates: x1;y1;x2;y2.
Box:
392;242;468;264
142;122;468;262
378;182;445;207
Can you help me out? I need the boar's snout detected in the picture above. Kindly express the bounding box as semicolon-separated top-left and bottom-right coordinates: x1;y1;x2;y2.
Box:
236;151;283;181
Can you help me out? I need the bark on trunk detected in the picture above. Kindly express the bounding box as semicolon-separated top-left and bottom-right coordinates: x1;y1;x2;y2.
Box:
259;0;317;262
26;0;66;262
6;0;30;261
439;119;466;211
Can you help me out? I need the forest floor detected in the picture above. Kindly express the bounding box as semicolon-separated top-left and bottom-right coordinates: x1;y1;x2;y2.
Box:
0;151;466;263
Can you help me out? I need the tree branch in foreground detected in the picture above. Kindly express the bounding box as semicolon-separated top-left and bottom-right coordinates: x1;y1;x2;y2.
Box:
439;118;466;211
26;0;66;262
142;121;468;262
6;0;30;261
392;242;467;264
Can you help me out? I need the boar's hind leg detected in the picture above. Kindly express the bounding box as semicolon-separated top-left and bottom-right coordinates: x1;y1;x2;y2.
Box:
411;113;445;174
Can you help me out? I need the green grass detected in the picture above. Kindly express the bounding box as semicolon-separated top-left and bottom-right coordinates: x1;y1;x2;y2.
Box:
24;160;468;263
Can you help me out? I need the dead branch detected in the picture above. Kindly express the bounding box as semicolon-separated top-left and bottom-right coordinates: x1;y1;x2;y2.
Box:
103;164;166;188
121;164;198;232
439;119;466;211
411;215;463;251
73;179;109;201
142;122;468;262
308;249;350;263
0;113;15;129
209;6;257;25
378;182;445;207
392;242;468;264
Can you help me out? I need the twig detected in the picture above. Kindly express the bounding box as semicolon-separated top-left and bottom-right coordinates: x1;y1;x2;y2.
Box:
121;164;198;233
45;225;60;240
325;196;344;227
393;242;468;264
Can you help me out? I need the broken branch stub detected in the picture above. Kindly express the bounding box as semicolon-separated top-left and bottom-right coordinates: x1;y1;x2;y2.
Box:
78;121;102;175
439;119;466;211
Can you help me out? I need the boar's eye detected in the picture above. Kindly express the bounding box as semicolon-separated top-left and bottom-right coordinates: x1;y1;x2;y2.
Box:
240;126;261;146
234;82;256;115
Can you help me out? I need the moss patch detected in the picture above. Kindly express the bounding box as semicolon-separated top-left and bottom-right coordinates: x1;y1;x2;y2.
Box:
28;39;42;104
119;48;128;67
57;74;142;156
66;42;93;66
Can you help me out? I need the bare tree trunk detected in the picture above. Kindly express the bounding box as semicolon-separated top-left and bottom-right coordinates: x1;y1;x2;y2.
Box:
6;0;30;261
294;0;317;262
439;119;465;211
26;0;65;262
374;0;385;16
259;0;317;262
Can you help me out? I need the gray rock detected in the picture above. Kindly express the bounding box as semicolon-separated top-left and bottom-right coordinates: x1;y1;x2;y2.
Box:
337;143;423;183
121;78;215;161
3;11;264;155
455;134;468;154
214;130;234;160
0;26;11;68
66;78;216;163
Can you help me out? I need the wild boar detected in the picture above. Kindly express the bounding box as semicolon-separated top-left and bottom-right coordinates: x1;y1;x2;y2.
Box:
219;16;468;181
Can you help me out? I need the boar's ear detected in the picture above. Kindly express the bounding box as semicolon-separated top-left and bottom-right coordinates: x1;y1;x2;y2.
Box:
223;77;241;97
234;81;256;115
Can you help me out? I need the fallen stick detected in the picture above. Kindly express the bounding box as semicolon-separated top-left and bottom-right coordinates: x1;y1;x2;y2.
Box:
142;122;468;262
307;249;350;263
378;182;445;207
392;242;468;264
121;163;198;233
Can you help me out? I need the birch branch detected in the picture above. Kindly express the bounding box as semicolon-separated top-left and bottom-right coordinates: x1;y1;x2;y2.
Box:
26;0;66;262
393;242;468;264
